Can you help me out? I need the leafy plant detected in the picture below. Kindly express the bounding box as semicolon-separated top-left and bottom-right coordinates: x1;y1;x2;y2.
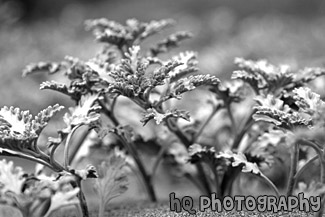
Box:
0;102;98;216
22;18;219;204
93;150;128;217
1;16;325;217
0;160;80;217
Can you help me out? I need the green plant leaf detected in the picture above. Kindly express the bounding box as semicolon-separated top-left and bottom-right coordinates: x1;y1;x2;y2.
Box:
217;151;261;175
292;87;325;115
32;104;64;135
168;51;198;82
149;31;192;57
141;108;190;126
209;80;245;105
85;18;174;48
0;160;25;196
63;94;101;130
253;95;312;130
169;74;220;98
93;152;128;212
0;105;63;155
22;62;63;77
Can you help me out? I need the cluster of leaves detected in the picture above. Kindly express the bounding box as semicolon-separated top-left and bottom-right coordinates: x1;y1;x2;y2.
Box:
5;16;325;216
21;18;222;205
94;151;128;217
188;57;325;207
0;160;80;217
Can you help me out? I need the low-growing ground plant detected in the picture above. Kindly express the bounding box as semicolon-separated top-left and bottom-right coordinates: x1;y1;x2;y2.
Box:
1;17;325;217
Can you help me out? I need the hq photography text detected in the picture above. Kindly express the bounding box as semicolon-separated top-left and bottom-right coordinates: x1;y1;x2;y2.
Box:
169;193;321;215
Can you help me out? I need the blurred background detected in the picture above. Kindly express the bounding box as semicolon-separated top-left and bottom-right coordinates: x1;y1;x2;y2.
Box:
1;0;325;208
2;0;325;111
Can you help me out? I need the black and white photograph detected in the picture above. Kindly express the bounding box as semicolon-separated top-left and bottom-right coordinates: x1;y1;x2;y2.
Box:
1;0;325;216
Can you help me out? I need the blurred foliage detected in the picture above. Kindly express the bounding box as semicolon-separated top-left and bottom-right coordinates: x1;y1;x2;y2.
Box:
2;0;325;111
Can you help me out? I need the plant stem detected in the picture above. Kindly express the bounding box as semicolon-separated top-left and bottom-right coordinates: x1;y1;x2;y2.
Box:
226;104;237;136
118;135;157;202
0;149;60;172
209;163;221;199
260;173;280;197
232;111;254;150
293;155;318;187
64;125;82;170
286;143;299;196
298;139;325;217
316;152;325;217
184;173;206;194
98;202;105;217
100;97;158;201
72;176;89;217
69;126;90;165
165;118;212;196
192;105;220;143
98;98;119;126
316;147;325;217
151;145;168;178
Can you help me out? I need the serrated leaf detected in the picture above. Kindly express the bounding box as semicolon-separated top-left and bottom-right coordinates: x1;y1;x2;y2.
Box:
233;58;295;95
93;152;128;210
63;94;101;129
0;106;34;138
45;188;79;217
171;74;220;97
188;144;221;166
32;104;64;135
231;70;262;94
0;160;25;196
141;108;190;126
149;31;192;56
253;95;312;129
85;18;174;47
293;67;325;88
169;51;198;82
292;87;325;115
217;151;261;175
253;107;312;129
210;80;245;105
22;62;63;77
40;81;79;99
0;105;62;155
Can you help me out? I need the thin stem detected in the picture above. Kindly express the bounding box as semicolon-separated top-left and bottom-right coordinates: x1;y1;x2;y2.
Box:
209;164;221;199
0;149;60;172
232;111;254;150
192;105;220;143
299;139;325;217
69;126;90;165
64;125;82;170
184;173;205;194
298;139;323;157
316;153;325;217
286;143;299;196
72;176;89;217
260;173;280;197
151;145;168;178
117;134;157;202
226;104;237;136
98;100;119;126
165;118;212;195
293;155;318;187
